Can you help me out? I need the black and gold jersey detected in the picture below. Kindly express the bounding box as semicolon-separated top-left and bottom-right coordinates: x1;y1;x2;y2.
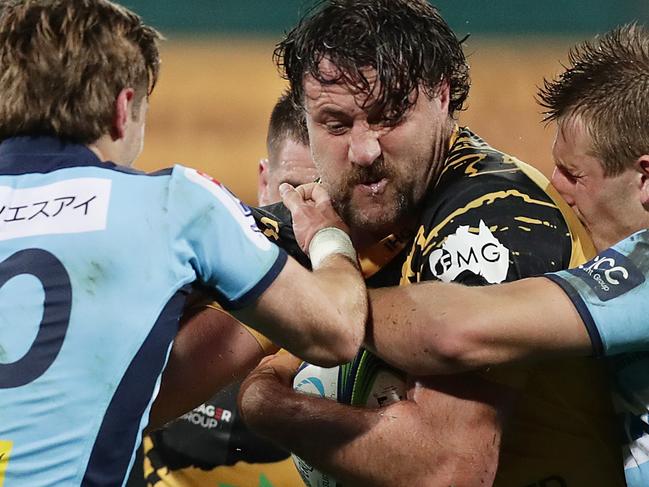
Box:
256;127;623;486
252;203;311;269
139;382;303;487
402;128;591;285
139;127;622;487
401;127;623;486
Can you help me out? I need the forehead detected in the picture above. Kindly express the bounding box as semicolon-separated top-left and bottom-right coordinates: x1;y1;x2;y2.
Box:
275;139;314;166
553;114;606;173
271;152;318;186
303;58;379;107
554;115;594;156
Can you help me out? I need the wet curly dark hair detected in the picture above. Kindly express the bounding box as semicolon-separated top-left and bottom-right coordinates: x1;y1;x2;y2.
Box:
274;0;470;123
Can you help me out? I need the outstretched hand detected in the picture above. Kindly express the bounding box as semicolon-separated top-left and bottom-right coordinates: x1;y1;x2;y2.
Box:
280;182;350;254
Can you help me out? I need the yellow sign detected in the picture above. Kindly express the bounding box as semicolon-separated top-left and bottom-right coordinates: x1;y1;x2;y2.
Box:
0;440;12;487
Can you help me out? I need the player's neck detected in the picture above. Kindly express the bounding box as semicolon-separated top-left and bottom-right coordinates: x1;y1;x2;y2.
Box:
88;134;135;167
86;143;109;163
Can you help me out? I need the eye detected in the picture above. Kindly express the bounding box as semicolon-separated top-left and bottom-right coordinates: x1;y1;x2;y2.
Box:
557;165;578;183
324;121;349;135
367;103;409;129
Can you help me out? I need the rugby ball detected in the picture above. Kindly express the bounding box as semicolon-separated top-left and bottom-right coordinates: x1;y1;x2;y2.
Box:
291;350;407;487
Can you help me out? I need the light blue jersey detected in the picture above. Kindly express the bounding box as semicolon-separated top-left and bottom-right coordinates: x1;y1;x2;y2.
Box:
547;229;649;487
0;137;287;487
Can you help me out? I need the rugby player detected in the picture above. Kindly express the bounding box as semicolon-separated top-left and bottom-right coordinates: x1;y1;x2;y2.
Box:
136;93;311;487
236;1;625;486
356;23;649;487
0;2;368;485
257;96;317;207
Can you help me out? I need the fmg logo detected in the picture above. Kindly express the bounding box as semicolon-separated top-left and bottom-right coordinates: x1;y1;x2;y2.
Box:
428;221;509;284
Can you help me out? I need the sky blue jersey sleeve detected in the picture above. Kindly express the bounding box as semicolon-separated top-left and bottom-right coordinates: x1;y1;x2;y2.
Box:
545;229;649;357
166;165;287;309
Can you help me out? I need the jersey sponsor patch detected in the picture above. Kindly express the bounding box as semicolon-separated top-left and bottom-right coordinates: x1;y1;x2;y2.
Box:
567;248;645;301
0;440;12;487
428;220;509;283
0;178;111;241
179;401;234;430
184;168;271;251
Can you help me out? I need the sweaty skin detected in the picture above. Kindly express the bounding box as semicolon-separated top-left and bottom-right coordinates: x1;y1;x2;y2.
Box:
367;115;649;377
238;74;513;486
238;96;624;485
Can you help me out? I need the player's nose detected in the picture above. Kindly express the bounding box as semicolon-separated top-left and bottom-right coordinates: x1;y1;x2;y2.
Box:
550;166;575;205
348;126;381;167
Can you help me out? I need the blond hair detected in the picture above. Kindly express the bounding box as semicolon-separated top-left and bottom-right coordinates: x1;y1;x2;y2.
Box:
0;0;162;143
539;24;649;176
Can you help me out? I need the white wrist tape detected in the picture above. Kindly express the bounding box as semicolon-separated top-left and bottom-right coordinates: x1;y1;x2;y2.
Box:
308;227;357;270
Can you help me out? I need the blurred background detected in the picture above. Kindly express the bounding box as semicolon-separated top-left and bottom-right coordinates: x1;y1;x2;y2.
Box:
124;0;649;204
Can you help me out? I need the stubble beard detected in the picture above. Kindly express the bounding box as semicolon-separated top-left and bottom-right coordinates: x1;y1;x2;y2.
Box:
320;149;437;238
325;169;418;238
340;189;410;235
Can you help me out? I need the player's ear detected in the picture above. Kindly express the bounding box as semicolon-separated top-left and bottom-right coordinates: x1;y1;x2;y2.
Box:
636;155;649;209
258;158;270;206
434;79;451;114
110;88;135;141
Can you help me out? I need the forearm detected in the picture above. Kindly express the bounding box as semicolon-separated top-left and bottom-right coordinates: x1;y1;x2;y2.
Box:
254;183;368;366
242;383;382;481
149;307;265;429
366;278;592;375
240;372;499;486
365;284;468;375
233;255;367;367
307;253;368;358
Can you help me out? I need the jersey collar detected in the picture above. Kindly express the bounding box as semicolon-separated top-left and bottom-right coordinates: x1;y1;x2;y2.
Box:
359;230;410;279
0;136;108;174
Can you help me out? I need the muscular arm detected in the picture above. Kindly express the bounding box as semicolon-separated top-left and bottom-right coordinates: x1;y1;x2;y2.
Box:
149;305;266;429
240;354;509;487
231;183;367;367
150;185;367;427
365;277;593;376
150;248;367;427
232;254;366;368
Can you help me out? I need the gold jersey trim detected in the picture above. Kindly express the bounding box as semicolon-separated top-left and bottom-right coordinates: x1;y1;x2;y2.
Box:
512;157;596;264
359;232;410;279
201;301;277;355
0;440;12;487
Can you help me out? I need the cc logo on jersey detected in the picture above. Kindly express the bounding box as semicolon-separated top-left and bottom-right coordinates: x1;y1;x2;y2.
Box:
0;249;72;388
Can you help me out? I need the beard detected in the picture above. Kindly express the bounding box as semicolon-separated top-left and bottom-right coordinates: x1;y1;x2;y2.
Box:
323;156;420;235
